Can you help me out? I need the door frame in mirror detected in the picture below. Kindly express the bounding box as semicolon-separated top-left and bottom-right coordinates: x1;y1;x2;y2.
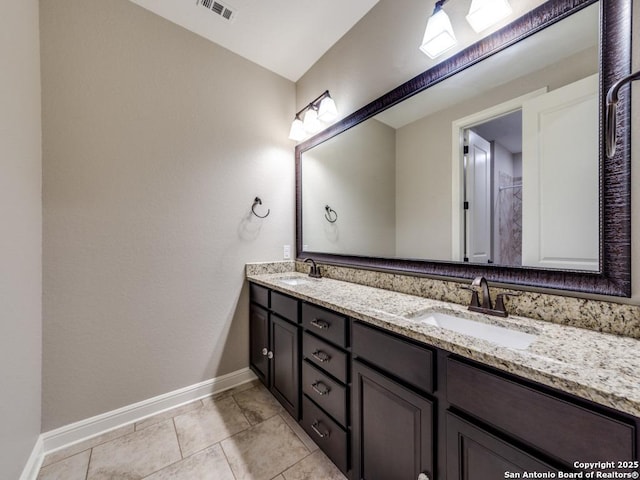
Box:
295;0;632;297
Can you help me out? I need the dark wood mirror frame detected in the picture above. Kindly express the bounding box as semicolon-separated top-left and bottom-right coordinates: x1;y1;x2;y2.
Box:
296;0;632;297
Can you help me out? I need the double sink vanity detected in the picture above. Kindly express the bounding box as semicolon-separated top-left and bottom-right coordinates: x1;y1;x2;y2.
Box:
247;266;640;480
257;0;639;477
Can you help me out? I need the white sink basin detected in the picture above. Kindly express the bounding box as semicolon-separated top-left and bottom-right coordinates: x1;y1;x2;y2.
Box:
412;311;537;350
278;277;313;286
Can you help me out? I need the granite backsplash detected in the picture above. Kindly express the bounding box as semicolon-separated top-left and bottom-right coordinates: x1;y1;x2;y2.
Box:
245;261;640;339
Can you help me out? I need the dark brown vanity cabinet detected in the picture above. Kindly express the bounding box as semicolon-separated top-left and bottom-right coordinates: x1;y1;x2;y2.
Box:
445;357;638;477
249;282;639;480
352;321;435;480
446;412;560;479
249;284;300;419
299;302;351;475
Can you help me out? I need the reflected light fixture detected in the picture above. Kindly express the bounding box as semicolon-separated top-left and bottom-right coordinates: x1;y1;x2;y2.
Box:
288;90;339;142
466;0;512;33
420;0;457;59
419;0;513;59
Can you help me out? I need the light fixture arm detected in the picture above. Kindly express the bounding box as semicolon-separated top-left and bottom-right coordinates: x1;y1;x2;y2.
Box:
433;0;449;13
294;90;330;119
606;69;640;159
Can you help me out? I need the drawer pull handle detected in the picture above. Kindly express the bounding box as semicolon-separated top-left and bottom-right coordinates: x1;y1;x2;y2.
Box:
312;350;331;363
261;348;268;356
418;474;430;480
311;421;329;438
267;351;273;359
310;319;330;330
311;381;331;396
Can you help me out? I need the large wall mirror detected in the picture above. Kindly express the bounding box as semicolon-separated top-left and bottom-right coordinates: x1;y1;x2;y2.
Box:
296;0;632;296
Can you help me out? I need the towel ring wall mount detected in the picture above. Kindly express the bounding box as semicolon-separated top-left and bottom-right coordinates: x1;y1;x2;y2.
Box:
324;205;338;223
251;197;270;218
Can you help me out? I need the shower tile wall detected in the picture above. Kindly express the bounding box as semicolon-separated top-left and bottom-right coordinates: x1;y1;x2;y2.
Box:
497;171;522;266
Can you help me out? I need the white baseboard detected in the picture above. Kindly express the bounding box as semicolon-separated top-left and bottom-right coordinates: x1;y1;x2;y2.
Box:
19;436;43;480
21;367;256;479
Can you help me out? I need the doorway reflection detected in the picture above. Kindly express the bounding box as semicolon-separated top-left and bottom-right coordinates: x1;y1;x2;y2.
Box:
464;109;523;267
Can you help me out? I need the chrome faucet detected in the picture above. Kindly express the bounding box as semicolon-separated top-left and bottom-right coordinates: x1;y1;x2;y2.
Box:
462;276;520;317
304;258;322;278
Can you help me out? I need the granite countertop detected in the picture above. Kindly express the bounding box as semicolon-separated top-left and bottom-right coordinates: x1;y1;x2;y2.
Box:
247;271;640;418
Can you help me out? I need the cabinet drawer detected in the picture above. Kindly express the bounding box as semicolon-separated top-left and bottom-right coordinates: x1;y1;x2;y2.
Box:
352;321;434;393
249;283;269;308
303;332;348;383
302;303;347;347
302;361;347;427
271;291;299;323
301;395;348;475
447;358;635;464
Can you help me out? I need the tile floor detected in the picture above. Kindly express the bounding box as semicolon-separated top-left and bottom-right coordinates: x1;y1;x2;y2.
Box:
37;381;347;480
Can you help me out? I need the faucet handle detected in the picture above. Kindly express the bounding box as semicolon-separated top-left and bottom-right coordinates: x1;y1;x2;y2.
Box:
460;286;480;308
494;291;522;316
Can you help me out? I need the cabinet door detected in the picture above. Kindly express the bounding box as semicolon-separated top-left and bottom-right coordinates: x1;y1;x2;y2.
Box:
271;315;300;419
249;304;270;386
352;360;433;480
446;412;559;480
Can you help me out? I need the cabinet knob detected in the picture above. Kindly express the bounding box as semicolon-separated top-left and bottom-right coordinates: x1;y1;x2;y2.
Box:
418;473;430;480
261;348;268;356
267;351;274;359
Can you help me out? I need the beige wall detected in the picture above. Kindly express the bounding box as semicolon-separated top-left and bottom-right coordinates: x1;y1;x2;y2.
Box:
0;0;42;477
41;0;295;430
302;119;396;256
298;0;640;303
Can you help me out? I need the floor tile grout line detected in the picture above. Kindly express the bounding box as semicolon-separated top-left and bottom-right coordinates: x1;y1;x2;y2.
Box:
229;392;255;428
84;448;93;480
278;448;316;479
172;417;185;460
219;440;240;480
43;383;300;479
41;383;260;470
176;419;254;461
137;441;223;480
278;412;319;454
134;397;206;433
42;424;135;466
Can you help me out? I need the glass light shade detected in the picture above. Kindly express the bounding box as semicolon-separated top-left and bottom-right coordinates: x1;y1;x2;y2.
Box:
318;96;338;122
419;8;457;59
303;108;322;134
466;0;512;33
288;117;306;141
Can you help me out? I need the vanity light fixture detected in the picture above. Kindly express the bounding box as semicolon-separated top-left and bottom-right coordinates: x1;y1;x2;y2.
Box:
466;0;512;33
288;90;339;142
420;0;513;58
288;115;306;142
420;0;457;59
303;106;322;134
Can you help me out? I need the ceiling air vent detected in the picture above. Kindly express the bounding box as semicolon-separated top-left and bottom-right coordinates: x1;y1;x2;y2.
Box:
197;0;237;22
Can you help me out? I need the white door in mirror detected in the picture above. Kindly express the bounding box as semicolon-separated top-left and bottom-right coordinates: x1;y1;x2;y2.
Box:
521;74;599;271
